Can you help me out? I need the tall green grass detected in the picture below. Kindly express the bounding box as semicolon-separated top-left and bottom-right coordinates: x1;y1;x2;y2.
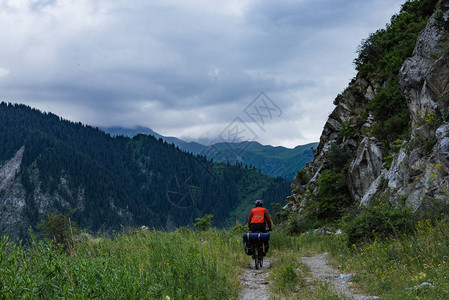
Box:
337;219;449;299
270;219;449;299
0;228;246;299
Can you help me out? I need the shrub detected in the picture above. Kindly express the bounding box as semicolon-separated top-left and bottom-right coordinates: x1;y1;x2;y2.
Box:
194;214;214;231
342;197;415;245
323;143;351;170
311;169;352;222
339;120;355;138
295;168;310;185
271;203;289;224
38;210;79;252
286;213;314;235
333;93;344;105
231;219;247;234
415;197;449;224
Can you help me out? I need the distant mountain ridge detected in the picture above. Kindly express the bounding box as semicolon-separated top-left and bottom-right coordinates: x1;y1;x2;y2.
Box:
102;126;318;180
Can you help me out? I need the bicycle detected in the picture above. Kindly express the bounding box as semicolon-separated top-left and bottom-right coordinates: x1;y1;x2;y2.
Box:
252;238;265;269
243;229;271;270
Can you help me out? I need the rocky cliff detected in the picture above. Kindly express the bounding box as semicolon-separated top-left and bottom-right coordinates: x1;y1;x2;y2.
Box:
0;145;90;238
288;0;449;216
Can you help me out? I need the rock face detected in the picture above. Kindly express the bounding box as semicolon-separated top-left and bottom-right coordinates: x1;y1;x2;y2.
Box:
0;146;87;240
348;137;384;203
289;3;449;214
0;146;27;238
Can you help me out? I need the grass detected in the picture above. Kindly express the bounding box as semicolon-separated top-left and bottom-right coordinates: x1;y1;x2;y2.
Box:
269;231;345;299
0;228;246;299
269;218;449;299
3;220;449;299
336;219;449;299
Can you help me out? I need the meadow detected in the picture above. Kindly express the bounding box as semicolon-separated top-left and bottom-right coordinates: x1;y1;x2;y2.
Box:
2;219;449;299
269;218;449;299
0;228;247;299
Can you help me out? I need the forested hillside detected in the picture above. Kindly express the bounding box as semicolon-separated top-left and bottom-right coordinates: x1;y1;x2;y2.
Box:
0;103;290;238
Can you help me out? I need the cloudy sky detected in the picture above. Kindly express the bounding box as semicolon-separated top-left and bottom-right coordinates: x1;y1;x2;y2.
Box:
0;0;406;148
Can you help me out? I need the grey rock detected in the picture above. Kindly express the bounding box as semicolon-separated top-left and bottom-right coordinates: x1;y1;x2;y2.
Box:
438;137;449;167
360;171;387;206
425;52;449;108
325;117;342;132
400;13;446;124
348;137;384;202
443;0;449;11
333;273;355;280
436;124;449;140
387;150;410;190
407;282;434;290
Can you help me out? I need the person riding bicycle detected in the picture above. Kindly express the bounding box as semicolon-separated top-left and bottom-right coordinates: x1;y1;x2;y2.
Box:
247;200;272;254
248;199;272;232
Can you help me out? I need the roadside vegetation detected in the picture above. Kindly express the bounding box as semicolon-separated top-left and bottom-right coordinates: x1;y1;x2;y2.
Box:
269;212;449;299
2;205;449;299
0;226;247;299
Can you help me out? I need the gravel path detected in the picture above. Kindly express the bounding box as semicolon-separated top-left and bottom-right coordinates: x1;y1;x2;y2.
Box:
238;258;271;300
301;252;381;300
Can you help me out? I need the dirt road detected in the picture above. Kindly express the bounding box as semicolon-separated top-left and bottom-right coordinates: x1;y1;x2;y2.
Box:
302;252;381;300
238;258;271;300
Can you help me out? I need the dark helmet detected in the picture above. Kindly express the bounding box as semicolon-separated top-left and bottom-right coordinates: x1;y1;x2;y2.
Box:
255;199;263;207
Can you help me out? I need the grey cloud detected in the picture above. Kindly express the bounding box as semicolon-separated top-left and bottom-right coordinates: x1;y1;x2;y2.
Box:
0;0;406;147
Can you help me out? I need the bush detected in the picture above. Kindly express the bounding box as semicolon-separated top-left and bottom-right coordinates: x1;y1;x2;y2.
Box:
194;214;214;231
342;197;415;245
286;213;314;235
231;219;247;234
312;169;352;222
272;203;289;224
295;168;310;185
323;143;351;170
38;210;79;252
415;197;449;224
368;81;410;144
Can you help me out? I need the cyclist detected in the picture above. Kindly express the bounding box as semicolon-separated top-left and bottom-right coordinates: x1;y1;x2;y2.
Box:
247;200;272;254
248;199;272;232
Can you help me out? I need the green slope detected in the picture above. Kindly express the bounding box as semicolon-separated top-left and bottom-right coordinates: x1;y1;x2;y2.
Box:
0;103;291;237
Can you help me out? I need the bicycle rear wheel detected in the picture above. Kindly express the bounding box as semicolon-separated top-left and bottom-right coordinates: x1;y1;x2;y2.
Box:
255;253;259;270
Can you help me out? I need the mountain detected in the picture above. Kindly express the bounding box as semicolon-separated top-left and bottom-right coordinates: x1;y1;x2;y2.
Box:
102;126;206;155
287;0;449;223
103;126;317;180
0;103;291;239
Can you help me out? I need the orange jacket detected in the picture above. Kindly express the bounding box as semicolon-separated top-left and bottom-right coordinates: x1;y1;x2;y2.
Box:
248;207;272;228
